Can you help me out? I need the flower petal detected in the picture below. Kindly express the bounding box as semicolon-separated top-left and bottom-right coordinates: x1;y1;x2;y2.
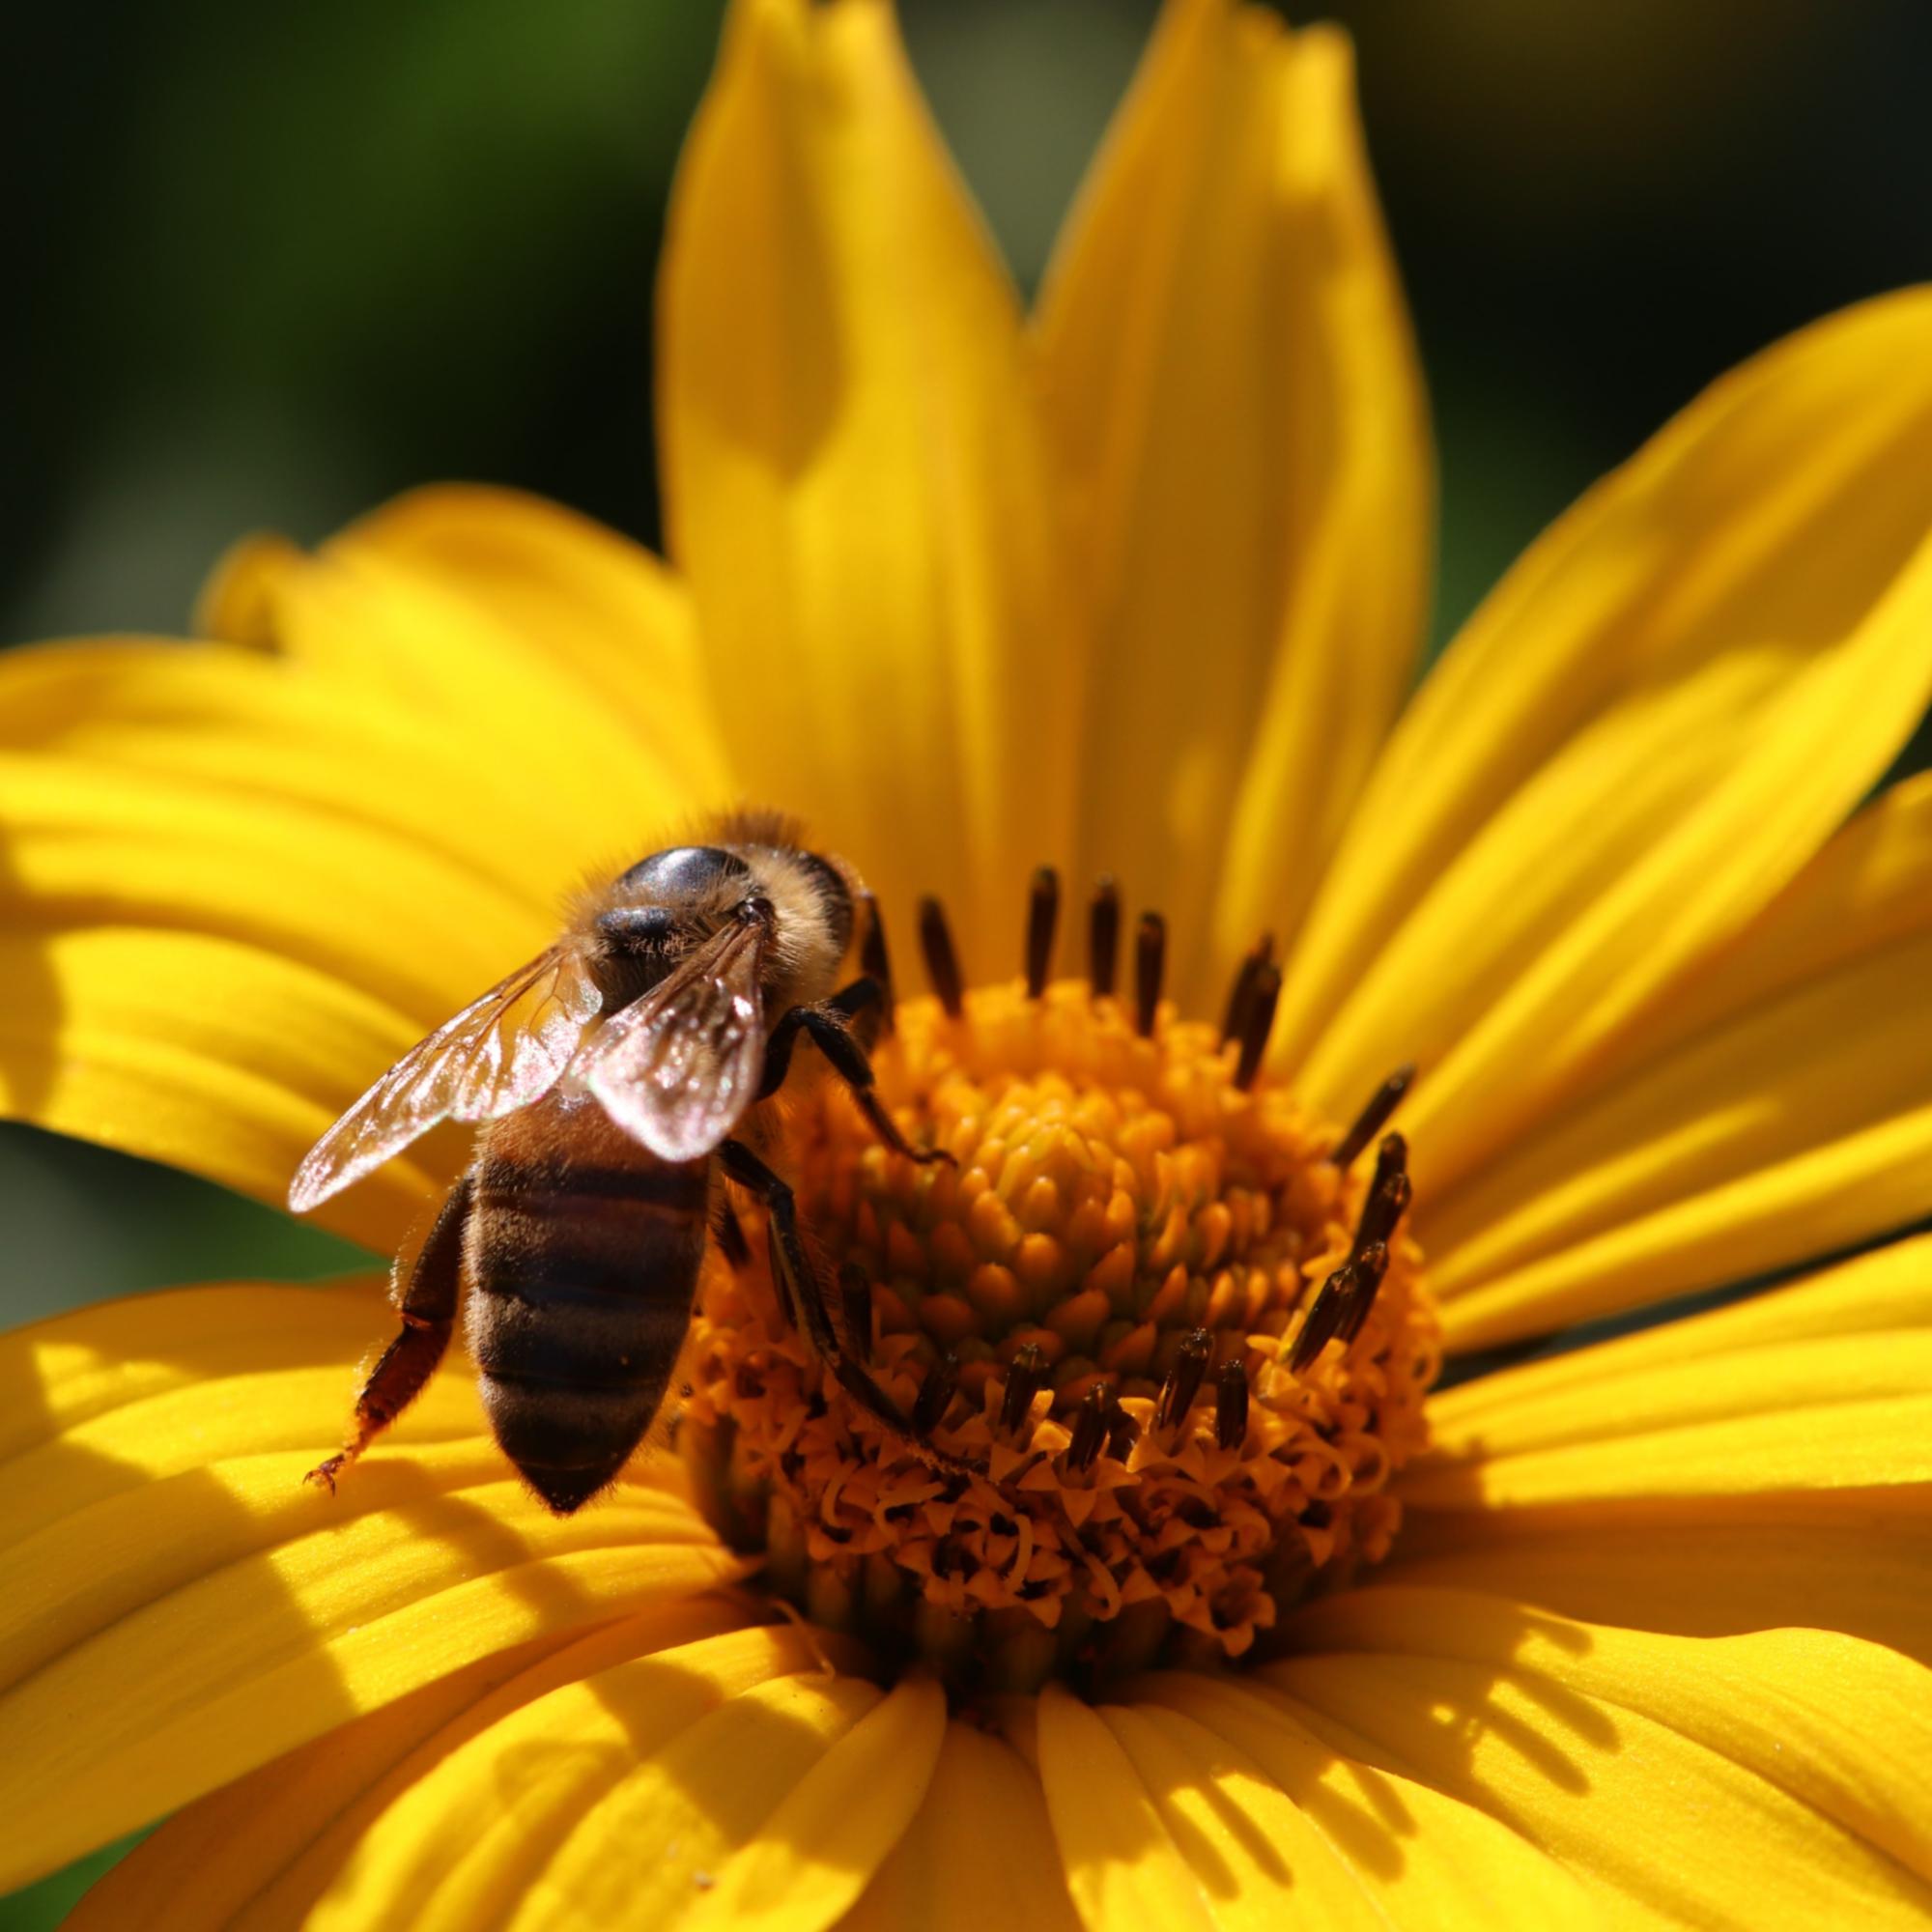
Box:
201;526;695;858
1425;777;1932;1346
837;1721;1080;1932
1279;289;1932;1193
0;927;445;1252
1091;1700;1390;1929
1037;0;1429;997
0;1282;745;1891
1270;1588;1932;1927
658;0;1075;952
1402;1237;1932;1515
1035;1682;1217;1932
1393;1242;1932;1661
1128;1674;1603;1928
674;1673;947;1932
345;485;734;803
278;1648;935;1932
69;1606;831;1930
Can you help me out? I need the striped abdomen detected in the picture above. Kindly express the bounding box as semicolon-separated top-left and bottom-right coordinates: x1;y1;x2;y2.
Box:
464;1088;709;1514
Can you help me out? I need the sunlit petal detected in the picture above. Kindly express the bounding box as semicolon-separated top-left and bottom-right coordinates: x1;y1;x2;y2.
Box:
1279;290;1932;1197
659;0;1076;952
1271;1589;1932;1927
347;484;734;804
0;1282;744;1891
1402;1237;1932;1520
837;1721;1079;1932
1425;775;1932;1346
1038;0;1429;998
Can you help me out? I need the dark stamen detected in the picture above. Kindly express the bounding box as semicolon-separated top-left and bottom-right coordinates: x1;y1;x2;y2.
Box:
1332;1064;1415;1167
918;896;965;1018
999;1344;1048;1437
1156;1327;1213;1431
1219;934;1275;1046
859;890;895;1036
1104;1400;1141;1463
1288;1259;1361;1372
1335;1241;1390;1350
1134;912;1166;1037
1352;1135;1411;1257
1025;867;1059;999
838;1263;873;1363
1233;962;1282;1092
1289;1242;1391;1372
1088;876;1121;999
912;1350;960;1435
1065;1382;1115;1473
1213;1359;1250;1451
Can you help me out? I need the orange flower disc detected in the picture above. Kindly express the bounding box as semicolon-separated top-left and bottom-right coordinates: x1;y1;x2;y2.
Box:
682;976;1439;1693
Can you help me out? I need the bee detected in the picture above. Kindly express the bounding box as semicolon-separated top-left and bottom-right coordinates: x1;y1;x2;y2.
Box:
289;813;948;1514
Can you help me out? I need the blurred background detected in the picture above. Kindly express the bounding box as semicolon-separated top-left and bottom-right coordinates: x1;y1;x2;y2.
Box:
3;0;1931;1910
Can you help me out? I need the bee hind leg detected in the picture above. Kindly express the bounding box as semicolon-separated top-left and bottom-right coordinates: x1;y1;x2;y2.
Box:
307;1174;469;1493
757;987;953;1168
718;1138;982;1481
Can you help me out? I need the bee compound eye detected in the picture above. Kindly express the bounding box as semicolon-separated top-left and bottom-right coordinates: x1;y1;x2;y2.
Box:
616;845;749;899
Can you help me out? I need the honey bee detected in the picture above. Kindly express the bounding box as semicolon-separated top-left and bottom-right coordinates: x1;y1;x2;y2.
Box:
289;812;947;1514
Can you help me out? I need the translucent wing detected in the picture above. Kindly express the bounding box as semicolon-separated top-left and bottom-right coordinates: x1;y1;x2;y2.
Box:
290;943;603;1211
582;916;767;1162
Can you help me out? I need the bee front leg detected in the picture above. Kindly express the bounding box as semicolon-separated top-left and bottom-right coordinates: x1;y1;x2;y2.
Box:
758;989;952;1168
718;1137;980;1479
307;1173;469;1494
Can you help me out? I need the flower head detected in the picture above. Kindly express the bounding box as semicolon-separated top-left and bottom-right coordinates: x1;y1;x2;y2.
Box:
5;0;1932;1925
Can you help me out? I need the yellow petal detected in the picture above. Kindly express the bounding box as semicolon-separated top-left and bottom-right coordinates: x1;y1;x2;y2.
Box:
1094;1700;1387;1929
1400;1240;1932;1522
1273;1588;1932;1926
677;1673;947;1932
1036;1682;1216;1932
65;1627;599;1932
1129;1674;1602;1928
658;0;1074;953
206;532;689;873
1279;289;1932;1192
1384;1513;1932;1668
1428;1233;1932;1434
71;1607;862;1930
485;1668;932;1932
1425;778;1932;1346
0;632;605;1244
838;1720;1079;1932
346;484;734;803
1037;0;1429;998
0;750;547;1019
0;928;445;1251
0;1282;744;1891
0;639;566;902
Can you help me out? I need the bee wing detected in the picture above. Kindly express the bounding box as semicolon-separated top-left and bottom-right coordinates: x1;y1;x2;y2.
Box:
582;916;768;1162
289;943;604;1212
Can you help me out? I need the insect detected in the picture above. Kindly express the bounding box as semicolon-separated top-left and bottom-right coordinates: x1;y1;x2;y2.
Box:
288;812;950;1514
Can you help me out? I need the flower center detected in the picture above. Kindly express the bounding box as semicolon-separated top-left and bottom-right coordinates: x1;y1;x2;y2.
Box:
680;881;1438;1695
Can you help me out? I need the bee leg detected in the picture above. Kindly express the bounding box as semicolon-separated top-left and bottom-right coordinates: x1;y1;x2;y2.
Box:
719;1138;982;1480
714;1198;753;1273
306;1174;469;1494
759;995;953;1168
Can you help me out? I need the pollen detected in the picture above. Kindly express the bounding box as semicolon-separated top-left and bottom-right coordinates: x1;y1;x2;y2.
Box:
680;884;1439;1694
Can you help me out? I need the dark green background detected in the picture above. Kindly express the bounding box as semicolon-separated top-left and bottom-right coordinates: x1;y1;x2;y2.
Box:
5;2;1931;1919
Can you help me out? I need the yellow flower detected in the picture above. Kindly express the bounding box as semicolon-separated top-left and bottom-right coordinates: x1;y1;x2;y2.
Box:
6;0;1932;1923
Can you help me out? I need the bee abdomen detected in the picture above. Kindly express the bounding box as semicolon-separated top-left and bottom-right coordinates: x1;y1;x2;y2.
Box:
465;1160;709;1516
